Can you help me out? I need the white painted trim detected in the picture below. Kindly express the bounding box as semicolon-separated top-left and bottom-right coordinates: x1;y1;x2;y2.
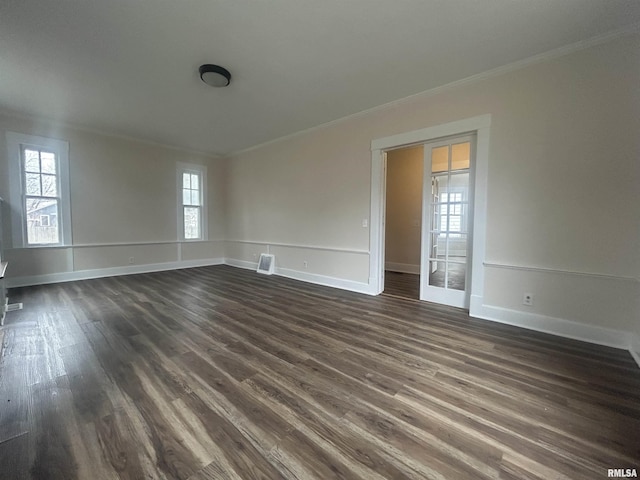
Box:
472;302;630;350
370;115;491;305
223;257;374;295
385;262;420;274
232;23;640;157
369;149;386;295
70;240;180;248
224;258;258;271
6;258;225;288
371;115;491;151
276;267;373;296
225;239;368;255
484;262;639;283
6;239;223;251
469;124;491;317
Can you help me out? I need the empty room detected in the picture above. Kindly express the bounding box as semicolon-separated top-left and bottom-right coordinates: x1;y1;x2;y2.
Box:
0;1;639;479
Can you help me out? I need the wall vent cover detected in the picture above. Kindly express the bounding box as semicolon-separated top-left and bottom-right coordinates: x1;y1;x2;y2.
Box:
257;254;275;275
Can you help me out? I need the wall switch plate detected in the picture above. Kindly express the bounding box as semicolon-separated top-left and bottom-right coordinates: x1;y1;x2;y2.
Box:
362;219;368;228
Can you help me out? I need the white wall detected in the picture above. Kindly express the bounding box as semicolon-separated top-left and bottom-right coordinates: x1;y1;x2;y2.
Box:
385;145;422;273
224;125;371;285
224;33;640;347
0;112;226;285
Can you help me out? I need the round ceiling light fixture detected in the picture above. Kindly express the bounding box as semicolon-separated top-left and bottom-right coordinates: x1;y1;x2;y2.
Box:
199;64;231;87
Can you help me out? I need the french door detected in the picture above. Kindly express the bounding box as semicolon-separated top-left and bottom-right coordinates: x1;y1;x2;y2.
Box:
420;134;475;308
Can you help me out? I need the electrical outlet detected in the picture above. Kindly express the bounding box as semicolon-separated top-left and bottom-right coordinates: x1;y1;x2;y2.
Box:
303;261;308;269
128;256;135;264
523;293;534;306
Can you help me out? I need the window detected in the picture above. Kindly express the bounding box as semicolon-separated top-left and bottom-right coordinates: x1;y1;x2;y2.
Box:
439;192;463;236
7;132;72;247
177;163;207;241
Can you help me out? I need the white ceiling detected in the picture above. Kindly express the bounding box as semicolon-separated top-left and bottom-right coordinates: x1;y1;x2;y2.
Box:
1;1;639;156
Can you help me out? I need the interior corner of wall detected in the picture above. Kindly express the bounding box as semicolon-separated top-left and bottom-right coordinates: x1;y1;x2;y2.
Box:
631;332;640;368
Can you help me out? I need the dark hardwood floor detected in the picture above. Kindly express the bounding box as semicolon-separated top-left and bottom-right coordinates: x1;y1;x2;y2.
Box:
1;265;639;479
383;271;420;300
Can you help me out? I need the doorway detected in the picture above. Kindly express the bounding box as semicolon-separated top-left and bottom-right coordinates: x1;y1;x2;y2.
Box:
370;115;491;311
383;145;423;300
382;134;475;306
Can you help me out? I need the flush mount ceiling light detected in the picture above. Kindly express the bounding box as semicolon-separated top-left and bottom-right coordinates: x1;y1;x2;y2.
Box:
199;64;231;87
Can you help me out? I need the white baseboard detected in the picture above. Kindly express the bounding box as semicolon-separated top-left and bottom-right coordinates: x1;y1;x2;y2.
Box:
470;299;630;350
223;258;373;295
6;258;225;288
225;258;373;295
7;254;373;297
385;262;420;274
224;258;258;271
276;266;374;295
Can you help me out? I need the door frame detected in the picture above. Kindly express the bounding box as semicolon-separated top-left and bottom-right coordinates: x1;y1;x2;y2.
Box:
369;114;491;313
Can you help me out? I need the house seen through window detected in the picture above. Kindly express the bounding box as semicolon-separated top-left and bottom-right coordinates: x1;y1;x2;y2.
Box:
23;147;61;245
7;132;71;248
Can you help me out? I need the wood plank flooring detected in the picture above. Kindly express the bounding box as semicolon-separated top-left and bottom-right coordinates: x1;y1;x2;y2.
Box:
1;265;639;479
383;271;420;300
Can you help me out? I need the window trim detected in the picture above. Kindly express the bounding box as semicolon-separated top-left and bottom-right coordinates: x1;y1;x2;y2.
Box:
6;132;72;248
176;162;208;242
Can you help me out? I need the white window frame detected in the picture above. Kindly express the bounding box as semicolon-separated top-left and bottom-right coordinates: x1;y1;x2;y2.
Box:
439;190;466;238
177;162;208;241
6;132;72;248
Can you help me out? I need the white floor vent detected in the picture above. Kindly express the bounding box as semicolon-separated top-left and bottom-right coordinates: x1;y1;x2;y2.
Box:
1;302;23;327
256;254;275;275
6;303;23;312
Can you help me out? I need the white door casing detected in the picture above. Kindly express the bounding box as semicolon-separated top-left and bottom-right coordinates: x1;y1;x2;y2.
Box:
369;114;491;316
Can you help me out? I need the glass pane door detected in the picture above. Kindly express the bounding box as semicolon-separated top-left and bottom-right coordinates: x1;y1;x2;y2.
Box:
420;135;474;308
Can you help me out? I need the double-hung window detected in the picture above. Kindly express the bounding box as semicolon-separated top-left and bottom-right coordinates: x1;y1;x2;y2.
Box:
7;132;72;247
439;192;464;237
177;163;207;241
